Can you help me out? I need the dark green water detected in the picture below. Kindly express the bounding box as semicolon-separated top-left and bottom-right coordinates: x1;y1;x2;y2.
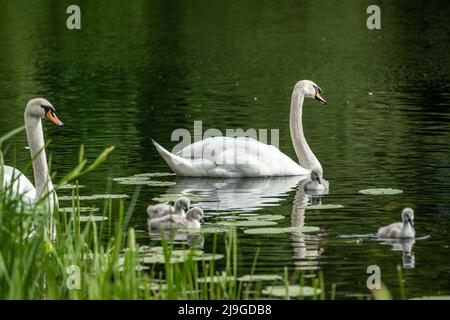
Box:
1;0;449;299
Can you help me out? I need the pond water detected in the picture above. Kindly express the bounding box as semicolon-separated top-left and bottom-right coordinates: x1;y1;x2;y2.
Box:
0;1;449;299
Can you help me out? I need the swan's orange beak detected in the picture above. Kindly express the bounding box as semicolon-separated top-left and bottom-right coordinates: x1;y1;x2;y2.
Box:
315;92;327;105
45;110;64;126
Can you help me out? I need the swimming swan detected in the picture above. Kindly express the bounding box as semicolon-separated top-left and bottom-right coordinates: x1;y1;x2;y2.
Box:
146;197;191;218
152;80;327;177
148;207;204;230
1;98;63;208
377;208;415;239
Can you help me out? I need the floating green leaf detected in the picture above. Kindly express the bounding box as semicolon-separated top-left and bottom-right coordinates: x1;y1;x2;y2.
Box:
197;274;235;284
116;179;176;186
59;194;129;201
59;184;85;189
191;254;224;261
302;204;344;210
60;207;99;213
78;215;108;222
177;227;224;234
137;247;222;264
237;274;283;282
133;172;176;178
245;214;285;221
359;188;403;195
217;220;277;227
262;285;321;297
220;214;285;221
244;226;320;235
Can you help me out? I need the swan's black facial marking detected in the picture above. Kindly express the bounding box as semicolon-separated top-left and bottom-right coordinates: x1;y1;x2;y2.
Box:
313;84;322;94
40;104;64;126
40;104;56;113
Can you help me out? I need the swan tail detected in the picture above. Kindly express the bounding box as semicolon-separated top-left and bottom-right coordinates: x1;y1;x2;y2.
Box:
152;139;195;175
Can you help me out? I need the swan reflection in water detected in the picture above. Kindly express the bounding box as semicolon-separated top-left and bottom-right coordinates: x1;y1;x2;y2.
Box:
148;175;329;264
161;176;306;213
380;238;415;269
148;176;304;243
290;185;328;270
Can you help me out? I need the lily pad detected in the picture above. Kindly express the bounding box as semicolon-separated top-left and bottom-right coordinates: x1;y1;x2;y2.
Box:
59;207;100;213
191;254;224;262
245;214;285;221
133;172;176;178
78;215;108;222
58;184;85;189
359;188;403;195
59;194;129;201
302;204;344;210
197;274;235;284
237;274;283;282
217;220;277;227
177;227;225;234
220;214;285;221
244;226;320;235
262;285;321;297
114;177;176;187
137;247;221;264
140;255;184;264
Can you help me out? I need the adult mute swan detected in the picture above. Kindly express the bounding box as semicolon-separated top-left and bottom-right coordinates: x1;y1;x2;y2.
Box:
377;208;415;239
1;98;63;213
152;80;327;177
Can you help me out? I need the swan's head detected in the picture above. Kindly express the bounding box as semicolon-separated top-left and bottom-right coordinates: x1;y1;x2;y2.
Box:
25;98;64;126
401;208;414;227
174;197;191;212
186;207;204;223
295;80;327;105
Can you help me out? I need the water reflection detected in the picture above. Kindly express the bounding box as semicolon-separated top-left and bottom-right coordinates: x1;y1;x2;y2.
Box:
380;238;416;269
163;176;306;212
148;229;205;248
290;187;326;270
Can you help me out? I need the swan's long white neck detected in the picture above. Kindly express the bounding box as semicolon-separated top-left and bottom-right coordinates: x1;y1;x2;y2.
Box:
289;89;322;172
24;112;54;202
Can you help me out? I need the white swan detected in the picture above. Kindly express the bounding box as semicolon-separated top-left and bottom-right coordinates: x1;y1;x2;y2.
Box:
152;80;327;177
148;207;204;230
146;197;190;218
1;98;63;214
377;208;415;239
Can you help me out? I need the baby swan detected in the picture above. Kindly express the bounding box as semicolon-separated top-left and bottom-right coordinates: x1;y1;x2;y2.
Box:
148;207;204;230
377;208;415;239
304;169;329;192
147;196;191;219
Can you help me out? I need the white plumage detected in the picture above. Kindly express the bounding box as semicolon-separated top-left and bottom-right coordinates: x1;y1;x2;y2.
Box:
152;80;327;177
